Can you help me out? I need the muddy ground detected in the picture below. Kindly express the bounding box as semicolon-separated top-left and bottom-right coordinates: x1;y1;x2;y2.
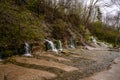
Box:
0;48;120;80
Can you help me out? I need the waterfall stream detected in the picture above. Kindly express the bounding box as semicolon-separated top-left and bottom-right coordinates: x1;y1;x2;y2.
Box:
45;40;58;53
0;54;3;61
58;40;63;51
23;42;32;56
91;36;99;47
69;38;75;49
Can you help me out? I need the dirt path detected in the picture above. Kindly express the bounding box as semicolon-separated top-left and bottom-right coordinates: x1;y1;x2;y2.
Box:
0;49;120;80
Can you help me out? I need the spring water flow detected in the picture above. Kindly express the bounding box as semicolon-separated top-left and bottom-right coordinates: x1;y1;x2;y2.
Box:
91;36;108;48
24;42;32;56
91;36;99;47
45;40;58;53
70;38;75;49
58;40;63;51
0;53;3;61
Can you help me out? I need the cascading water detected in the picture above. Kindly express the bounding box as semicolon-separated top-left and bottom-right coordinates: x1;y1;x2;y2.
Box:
91;36;99;47
58;40;63;51
45;40;58;53
24;42;32;56
100;42;108;48
0;54;3;61
69;38;75;49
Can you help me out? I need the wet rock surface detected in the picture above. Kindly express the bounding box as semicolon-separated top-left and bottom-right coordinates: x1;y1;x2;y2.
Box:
0;49;120;80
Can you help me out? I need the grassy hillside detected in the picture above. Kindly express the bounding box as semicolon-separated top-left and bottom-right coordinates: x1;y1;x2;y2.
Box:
0;0;90;58
0;0;119;58
87;21;120;47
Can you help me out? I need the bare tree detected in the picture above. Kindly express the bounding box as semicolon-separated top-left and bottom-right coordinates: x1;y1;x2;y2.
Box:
105;11;120;46
111;0;120;9
84;0;100;24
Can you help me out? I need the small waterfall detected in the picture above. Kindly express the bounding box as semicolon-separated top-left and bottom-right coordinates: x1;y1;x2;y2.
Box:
91;36;97;43
24;42;32;56
58;40;63;51
91;36;99;47
69;38;75;49
100;42;108;48
45;40;58;53
0;54;3;61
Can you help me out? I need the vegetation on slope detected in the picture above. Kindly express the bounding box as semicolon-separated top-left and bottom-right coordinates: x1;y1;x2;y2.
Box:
88;21;120;47
0;0;88;57
0;0;119;58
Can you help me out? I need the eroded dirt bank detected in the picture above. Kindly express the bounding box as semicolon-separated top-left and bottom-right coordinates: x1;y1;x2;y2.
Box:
0;49;120;80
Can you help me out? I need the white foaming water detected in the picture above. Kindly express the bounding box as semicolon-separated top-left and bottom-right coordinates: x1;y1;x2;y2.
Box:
70;38;75;49
45;40;58;53
70;45;75;49
0;59;3;61
58;40;63;51
91;36;99;47
100;42;108;48
0;58;3;61
24;42;32;56
0;54;3;61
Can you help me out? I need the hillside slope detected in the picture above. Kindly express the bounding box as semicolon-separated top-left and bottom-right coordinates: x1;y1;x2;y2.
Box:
0;0;90;57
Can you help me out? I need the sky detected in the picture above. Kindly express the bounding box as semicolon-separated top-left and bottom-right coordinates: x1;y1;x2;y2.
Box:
100;0;119;16
84;0;119;16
